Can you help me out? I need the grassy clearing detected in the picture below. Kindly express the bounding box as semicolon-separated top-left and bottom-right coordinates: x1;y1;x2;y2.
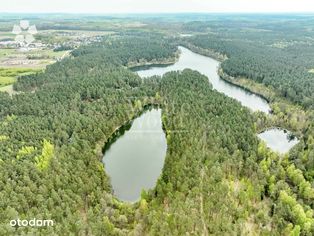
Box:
0;67;41;77
26;49;68;60
0;49;15;58
0;84;13;94
0;67;41;87
0;76;16;86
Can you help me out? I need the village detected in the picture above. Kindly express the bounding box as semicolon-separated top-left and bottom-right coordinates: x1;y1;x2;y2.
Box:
0;29;107;93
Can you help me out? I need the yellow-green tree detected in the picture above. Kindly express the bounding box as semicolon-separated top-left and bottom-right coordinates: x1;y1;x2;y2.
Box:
35;139;54;171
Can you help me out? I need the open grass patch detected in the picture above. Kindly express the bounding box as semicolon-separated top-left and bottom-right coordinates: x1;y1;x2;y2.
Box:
0;67;41;87
0;85;14;95
0;49;15;58
0;76;16;86
0;67;41;76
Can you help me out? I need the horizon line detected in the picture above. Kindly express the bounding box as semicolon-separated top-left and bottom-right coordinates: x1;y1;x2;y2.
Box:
1;11;314;15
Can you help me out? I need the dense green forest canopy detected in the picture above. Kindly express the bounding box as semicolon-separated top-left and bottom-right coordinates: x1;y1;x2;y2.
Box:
0;33;169;235
178;18;314;195
71;32;178;67
0;15;314;235
182;19;314;108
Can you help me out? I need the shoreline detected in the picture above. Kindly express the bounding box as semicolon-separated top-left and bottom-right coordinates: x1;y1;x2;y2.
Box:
181;43;271;105
217;67;271;104
127;49;181;69
95;103;161;161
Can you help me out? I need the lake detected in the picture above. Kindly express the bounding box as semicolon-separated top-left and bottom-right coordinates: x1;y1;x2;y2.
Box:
103;47;287;202
136;46;270;113
102;108;167;202
258;128;299;154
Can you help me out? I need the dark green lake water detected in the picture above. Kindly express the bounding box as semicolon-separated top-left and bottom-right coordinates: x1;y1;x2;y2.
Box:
102;108;167;202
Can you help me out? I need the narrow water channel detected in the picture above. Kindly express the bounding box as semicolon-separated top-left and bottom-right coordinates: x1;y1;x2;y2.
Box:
135;46;271;113
135;47;299;152
102;108;167;202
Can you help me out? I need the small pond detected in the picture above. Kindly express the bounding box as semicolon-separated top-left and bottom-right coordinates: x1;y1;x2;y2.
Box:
102;108;167;202
258;128;299;154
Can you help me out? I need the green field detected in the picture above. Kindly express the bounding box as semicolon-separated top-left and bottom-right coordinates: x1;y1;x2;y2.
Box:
0;76;16;86
0;67;41;87
0;48;15;58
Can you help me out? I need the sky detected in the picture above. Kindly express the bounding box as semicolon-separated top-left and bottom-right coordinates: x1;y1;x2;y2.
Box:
0;0;312;14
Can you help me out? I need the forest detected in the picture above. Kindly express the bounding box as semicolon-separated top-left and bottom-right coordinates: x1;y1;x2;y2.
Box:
0;15;314;235
179;19;314;208
181;19;314;108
